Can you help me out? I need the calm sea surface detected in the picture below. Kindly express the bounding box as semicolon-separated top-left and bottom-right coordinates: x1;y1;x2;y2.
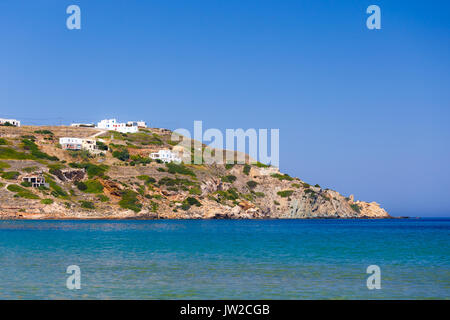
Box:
0;218;448;299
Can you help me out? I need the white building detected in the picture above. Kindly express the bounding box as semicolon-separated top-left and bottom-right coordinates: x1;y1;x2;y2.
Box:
81;138;98;152
70;123;95;128
97;119;138;133
127;121;147;128
150;150;182;163
59;137;83;150
59;137;99;153
22;174;49;188
0;118;21;127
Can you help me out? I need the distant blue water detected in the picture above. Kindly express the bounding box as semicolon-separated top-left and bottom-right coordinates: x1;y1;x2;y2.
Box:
0;219;448;299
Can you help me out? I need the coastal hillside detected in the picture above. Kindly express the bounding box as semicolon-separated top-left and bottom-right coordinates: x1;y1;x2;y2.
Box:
0;125;389;219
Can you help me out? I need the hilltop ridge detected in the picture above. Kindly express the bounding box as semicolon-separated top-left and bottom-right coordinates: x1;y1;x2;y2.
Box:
0;125;390;219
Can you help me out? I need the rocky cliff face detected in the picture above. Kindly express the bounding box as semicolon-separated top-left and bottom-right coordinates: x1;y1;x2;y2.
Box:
0;125;390;219
181;166;389;219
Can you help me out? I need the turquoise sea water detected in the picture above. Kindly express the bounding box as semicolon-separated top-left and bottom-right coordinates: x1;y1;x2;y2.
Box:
0;219;448;299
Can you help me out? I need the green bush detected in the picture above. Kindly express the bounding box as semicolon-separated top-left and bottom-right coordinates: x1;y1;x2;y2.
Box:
225;163;235;170
119;190;142;213
80;201;95;209
0;138;7;145
21;181;32;187
184;197;202;207
68;150;92;160
271;173;294;181
246;180;258;189
34;130;53;135
302;182;311;188
48;163;65;171
146;194;162;200
314;184;321;188
41;199;54;205
254;162;270;168
86;164;108;178
7;184;39;199
243;164;251;175
167;140;179;146
130;155;152;165
215;188;239;202
18;192;40;199
69;162;108;178
181;203;191;211
166;162;195;177
1;171;19;180
221;175;237;183
112;149;130;161
146;177;156;184
254;192;265;197
0;161;11;170
98;195;109;202
150;201;159;213
277;190;294;198
75;181;87;191
189;186;202;195
7;184;25;193
83;180;104;194
158;177;196;188
350;203;361;213
137;175;156;184
22;166;38;173
96;141;108;151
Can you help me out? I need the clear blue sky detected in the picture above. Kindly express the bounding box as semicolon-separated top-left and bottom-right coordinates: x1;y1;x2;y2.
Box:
1;1;449;216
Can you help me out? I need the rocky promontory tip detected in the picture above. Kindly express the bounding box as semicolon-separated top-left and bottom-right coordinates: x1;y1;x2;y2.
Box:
0;125;390;219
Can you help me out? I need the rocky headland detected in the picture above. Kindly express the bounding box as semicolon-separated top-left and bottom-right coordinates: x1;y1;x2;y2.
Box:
0;125;390;219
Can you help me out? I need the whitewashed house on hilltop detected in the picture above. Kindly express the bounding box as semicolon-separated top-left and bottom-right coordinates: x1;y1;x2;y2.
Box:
70;123;95;128
97;119;138;133
59;137;100;153
81;138;98;152
150;150;182;163
59;137;83;150
0;118;21;127
127;121;147;128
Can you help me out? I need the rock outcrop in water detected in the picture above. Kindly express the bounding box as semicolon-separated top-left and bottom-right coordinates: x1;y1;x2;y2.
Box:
0;125;390;219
